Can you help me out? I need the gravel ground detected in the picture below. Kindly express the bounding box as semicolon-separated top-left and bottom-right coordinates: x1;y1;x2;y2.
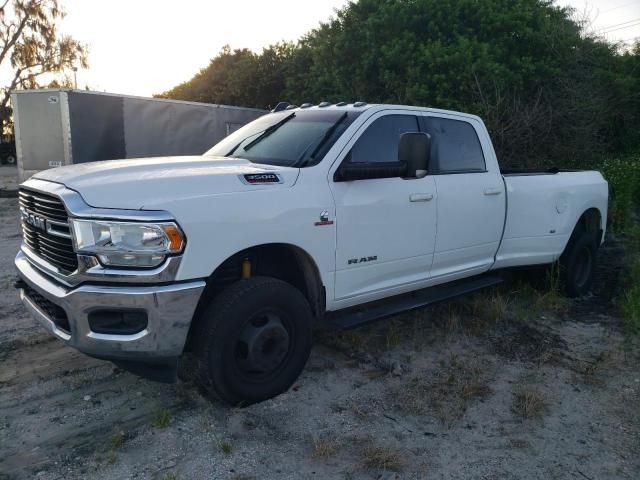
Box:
0;195;638;480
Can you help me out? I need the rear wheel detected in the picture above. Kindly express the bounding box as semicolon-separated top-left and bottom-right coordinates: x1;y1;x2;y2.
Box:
194;276;313;405
560;231;597;297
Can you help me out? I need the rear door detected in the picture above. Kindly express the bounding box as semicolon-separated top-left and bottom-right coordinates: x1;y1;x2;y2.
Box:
421;114;506;280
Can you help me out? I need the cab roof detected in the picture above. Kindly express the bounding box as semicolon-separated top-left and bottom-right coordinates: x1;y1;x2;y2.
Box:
275;102;482;123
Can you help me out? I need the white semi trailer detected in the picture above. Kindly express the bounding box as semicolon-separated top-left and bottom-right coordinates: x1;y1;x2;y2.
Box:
11;89;266;181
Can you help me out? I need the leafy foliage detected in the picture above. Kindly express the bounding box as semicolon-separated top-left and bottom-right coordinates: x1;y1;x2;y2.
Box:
0;0;88;130
160;0;640;169
620;227;640;336
599;155;640;232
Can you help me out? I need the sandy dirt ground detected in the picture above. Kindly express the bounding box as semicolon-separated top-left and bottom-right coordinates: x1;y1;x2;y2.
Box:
0;166;18;196
1;194;638;480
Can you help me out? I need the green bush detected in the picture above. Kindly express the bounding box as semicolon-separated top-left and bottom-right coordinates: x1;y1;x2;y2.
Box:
160;1;640;169
621;259;640;336
599;154;640;232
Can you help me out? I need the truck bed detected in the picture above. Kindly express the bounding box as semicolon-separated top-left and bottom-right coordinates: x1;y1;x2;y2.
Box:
501;167;583;176
493;169;608;269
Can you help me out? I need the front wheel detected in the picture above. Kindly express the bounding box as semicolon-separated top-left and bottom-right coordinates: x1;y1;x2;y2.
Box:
194;276;313;405
560;231;597;297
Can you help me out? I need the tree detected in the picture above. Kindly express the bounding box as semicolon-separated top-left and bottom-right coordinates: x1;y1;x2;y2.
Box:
158;43;295;110
161;0;640;167
0;0;88;131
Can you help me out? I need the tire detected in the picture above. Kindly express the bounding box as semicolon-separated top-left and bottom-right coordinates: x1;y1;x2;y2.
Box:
5;154;15;165
560;231;597;297
194;276;313;405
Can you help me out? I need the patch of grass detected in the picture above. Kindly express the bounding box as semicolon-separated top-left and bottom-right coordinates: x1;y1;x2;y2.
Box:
578;351;613;386
472;292;508;324
385;321;402;349
162;474;178;480
621;230;640;336
387;353;491;424
96;449;117;465
218;440;233;455
535;289;569;315
512;388;547;418
346;397;371;418
534;263;569;314
599;155;640;232
151;407;172;429
105;449;117;465
311;436;340;459
363;368;388;380
628;224;640;251
110;430;124;449
445;309;461;333
320;328;369;353
96;429;125;466
620;281;640;336
360;443;404;471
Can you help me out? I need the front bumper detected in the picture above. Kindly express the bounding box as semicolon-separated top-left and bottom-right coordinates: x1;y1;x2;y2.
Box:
15;250;205;361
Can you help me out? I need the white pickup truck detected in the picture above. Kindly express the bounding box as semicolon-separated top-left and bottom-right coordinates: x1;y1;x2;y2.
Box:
15;103;608;404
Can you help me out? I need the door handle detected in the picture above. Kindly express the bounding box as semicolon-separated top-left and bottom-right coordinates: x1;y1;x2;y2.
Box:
410;193;434;202
483;188;502;196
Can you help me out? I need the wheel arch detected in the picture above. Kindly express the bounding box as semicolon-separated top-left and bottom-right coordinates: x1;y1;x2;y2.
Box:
185;243;325;350
563;207;604;254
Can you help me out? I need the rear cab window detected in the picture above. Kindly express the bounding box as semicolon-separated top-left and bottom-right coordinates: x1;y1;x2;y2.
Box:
422;116;486;174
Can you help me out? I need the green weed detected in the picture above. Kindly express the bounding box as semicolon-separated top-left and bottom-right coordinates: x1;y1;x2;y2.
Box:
621;260;640;335
151;408;172;429
599;155;640;232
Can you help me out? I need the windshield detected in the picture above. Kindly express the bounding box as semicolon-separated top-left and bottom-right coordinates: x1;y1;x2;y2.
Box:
204;109;361;168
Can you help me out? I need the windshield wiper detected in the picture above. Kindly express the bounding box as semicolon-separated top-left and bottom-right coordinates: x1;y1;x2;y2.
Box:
297;112;348;167
242;112;296;152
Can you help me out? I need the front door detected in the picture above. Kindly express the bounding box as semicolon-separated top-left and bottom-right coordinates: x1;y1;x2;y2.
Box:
330;112;437;304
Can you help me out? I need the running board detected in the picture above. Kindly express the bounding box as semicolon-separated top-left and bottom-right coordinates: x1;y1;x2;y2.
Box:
326;275;503;330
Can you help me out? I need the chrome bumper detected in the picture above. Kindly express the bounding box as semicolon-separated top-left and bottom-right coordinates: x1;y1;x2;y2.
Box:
15;250;205;360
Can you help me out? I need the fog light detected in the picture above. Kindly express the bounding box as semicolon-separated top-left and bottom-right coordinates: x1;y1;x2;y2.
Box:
88;309;148;335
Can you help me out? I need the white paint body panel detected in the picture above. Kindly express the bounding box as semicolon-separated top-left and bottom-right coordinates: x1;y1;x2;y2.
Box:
494;171;608;269
30;104;608;312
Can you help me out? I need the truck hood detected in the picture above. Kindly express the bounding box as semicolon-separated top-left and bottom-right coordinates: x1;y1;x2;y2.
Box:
32;156;300;209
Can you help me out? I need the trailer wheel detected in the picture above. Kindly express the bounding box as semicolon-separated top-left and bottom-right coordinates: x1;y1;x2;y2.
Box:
4;155;15;165
194;276;312;405
560;231;597;297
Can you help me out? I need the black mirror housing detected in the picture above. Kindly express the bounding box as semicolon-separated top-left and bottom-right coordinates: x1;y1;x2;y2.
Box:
399;132;431;178
334;161;407;182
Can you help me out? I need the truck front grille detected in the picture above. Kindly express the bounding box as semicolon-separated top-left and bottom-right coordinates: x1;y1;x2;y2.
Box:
19;188;78;274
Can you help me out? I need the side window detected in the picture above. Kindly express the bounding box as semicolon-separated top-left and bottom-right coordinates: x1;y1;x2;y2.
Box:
424;117;486;173
349;115;419;163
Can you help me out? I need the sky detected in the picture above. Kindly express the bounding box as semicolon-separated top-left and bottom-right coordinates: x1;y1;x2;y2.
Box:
60;0;350;96
56;0;640;98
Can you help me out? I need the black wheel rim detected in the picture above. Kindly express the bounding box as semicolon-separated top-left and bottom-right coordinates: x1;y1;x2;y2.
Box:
573;246;592;289
233;309;293;381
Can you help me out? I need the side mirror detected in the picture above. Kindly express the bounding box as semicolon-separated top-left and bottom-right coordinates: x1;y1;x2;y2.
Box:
334;160;407;182
399;132;430;178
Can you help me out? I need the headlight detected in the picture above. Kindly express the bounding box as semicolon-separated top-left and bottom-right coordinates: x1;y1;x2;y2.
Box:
70;219;185;268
